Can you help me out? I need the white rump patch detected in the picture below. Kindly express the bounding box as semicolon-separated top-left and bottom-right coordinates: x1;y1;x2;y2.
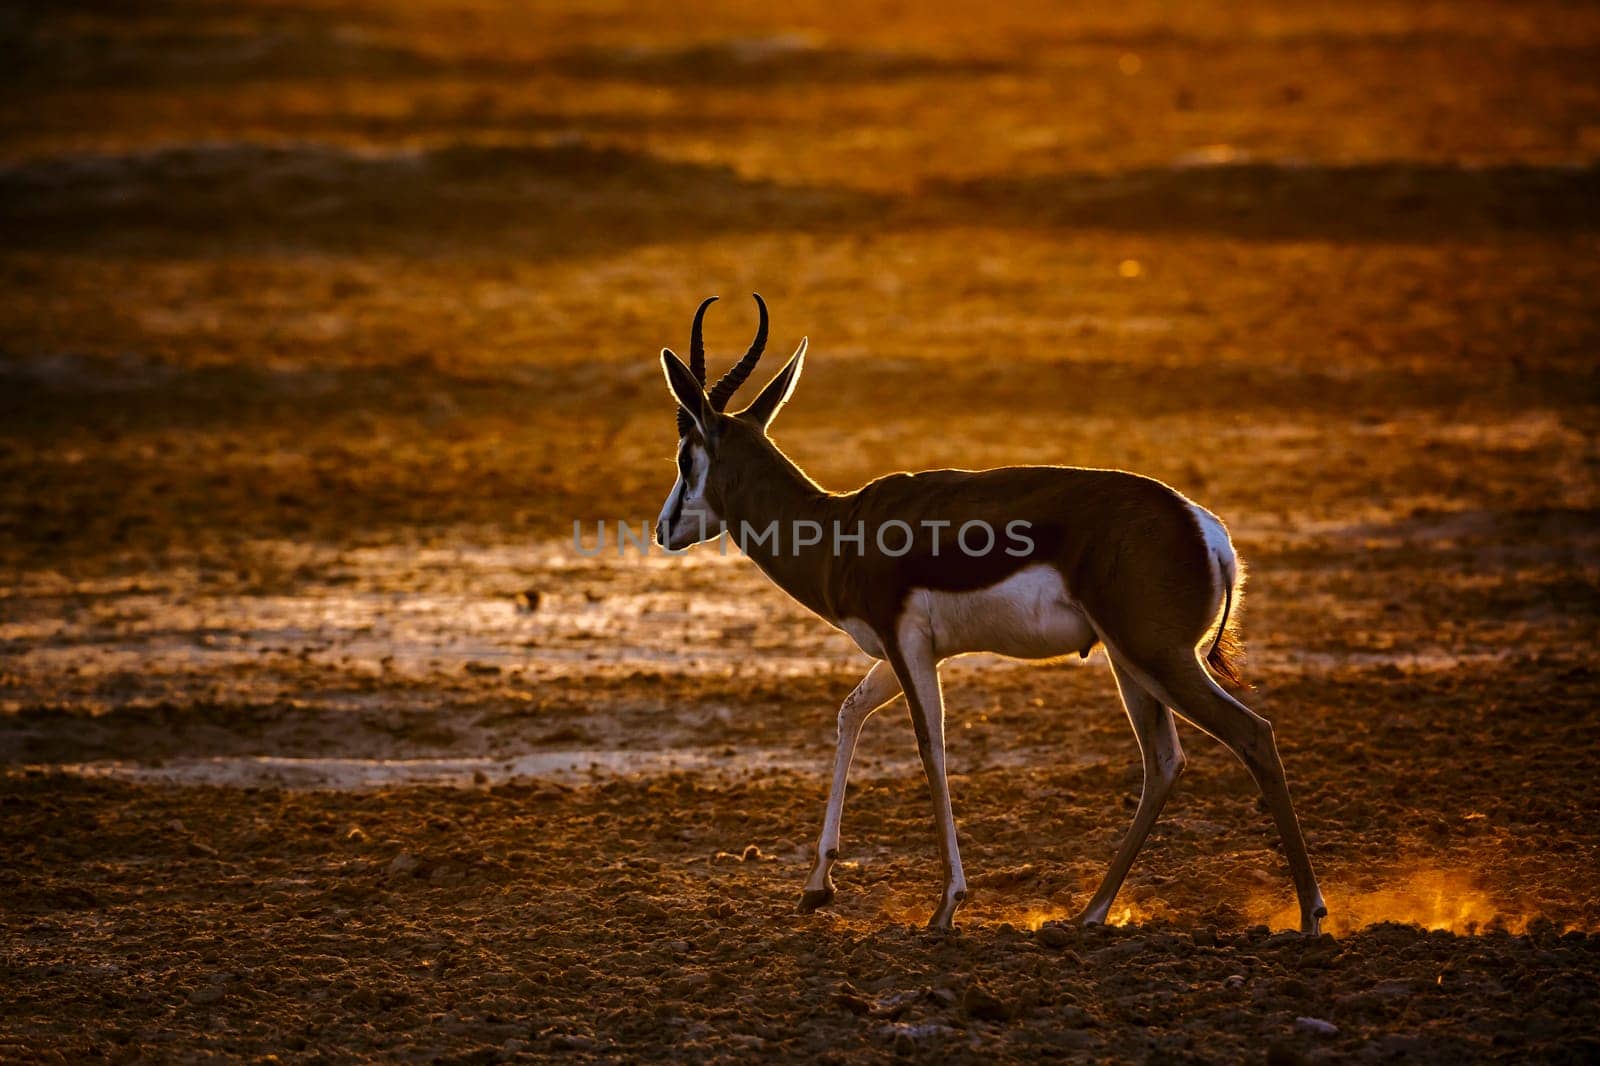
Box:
1189;502;1233;563
1188;502;1237;609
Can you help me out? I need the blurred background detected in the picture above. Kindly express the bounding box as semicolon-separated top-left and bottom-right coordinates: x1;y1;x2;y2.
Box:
2;1;1598;1060
3;0;1596;565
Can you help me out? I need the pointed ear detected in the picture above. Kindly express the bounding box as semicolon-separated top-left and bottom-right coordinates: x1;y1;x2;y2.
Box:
738;338;806;430
661;347;712;438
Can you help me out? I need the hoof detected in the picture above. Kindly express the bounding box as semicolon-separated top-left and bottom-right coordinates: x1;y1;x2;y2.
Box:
927;897;964;931
1075;903;1110;928
1302;902;1328;936
798;887;835;913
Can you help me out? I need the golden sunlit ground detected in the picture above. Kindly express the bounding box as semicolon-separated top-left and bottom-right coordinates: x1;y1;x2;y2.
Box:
2;0;1599;1061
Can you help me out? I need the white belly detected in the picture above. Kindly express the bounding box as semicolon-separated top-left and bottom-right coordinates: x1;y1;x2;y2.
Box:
837;565;1096;663
918;564;1095;661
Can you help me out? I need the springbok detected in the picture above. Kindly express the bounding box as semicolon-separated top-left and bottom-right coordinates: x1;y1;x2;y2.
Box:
654;295;1326;934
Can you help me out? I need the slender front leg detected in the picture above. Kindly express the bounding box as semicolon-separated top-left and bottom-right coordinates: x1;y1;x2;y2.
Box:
800;661;901;911
886;632;967;930
1079;658;1186;925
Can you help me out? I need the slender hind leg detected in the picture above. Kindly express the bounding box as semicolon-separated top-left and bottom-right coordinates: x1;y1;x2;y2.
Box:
800;661;901;911
1125;651;1327;934
1079;659;1186;925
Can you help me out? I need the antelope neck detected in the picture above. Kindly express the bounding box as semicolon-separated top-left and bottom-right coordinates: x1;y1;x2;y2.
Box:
714;439;851;624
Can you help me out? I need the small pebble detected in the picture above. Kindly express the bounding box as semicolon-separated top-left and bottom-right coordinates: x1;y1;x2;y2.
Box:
1036;925;1075;949
387;852;422;876
962;983;1009;1022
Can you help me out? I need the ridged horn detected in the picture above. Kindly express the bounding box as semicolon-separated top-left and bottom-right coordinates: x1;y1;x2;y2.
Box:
677;296;718;438
707;293;768;412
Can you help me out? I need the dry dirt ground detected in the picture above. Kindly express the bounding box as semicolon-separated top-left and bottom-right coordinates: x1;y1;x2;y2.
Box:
3;1;1599;1061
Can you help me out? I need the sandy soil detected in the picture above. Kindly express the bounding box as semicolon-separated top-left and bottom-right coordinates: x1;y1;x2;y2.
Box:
3;0;1599;1061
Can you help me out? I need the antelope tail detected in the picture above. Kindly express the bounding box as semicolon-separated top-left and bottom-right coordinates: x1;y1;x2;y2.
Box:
1206;550;1248;688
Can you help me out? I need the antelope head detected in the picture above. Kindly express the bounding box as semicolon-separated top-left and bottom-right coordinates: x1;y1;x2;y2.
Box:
655;293;807;550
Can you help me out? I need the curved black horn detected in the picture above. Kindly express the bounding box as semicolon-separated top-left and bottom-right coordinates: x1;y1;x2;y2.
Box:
708;293;768;412
677;296;718;438
689;296;716;386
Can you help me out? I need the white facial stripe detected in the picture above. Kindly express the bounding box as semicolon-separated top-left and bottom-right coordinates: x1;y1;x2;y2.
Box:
657;477;685;527
684;446;708;496
657;440;721;547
